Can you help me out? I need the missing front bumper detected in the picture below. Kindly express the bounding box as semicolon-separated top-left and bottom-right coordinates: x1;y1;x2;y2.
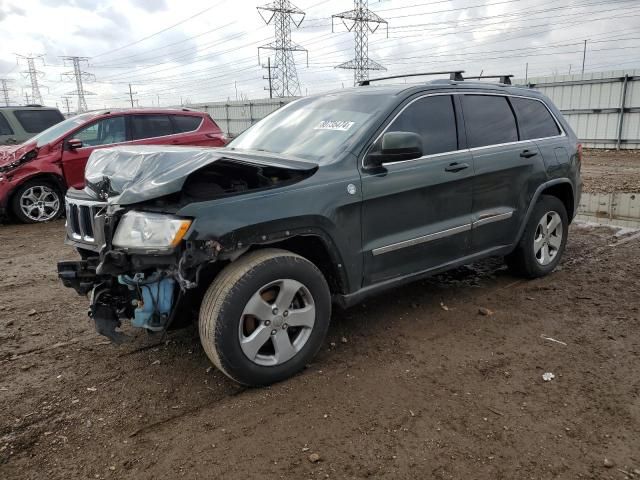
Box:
57;259;100;295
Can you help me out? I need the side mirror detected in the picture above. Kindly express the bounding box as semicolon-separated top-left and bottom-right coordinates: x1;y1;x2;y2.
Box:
67;138;83;150
366;131;423;168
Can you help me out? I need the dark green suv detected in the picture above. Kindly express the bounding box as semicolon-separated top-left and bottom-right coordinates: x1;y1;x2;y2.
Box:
58;72;582;386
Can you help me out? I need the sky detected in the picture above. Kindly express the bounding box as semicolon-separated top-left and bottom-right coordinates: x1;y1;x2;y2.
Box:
0;0;639;112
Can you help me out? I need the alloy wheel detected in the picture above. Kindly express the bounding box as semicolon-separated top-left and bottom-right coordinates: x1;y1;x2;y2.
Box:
238;279;316;366
533;211;563;265
19;185;60;222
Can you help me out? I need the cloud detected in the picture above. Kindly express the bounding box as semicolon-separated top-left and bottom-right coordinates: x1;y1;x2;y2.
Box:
131;0;167;12
0;0;639;109
0;1;26;21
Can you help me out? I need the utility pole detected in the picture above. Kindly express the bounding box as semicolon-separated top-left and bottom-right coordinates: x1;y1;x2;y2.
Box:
332;0;388;86
581;40;588;75
128;83;137;108
23;91;30;105
262;57;276;99
525;62;528;84
61;96;73;115
0;79;13;106
16;54;46;105
60;56;96;113
257;0;308;97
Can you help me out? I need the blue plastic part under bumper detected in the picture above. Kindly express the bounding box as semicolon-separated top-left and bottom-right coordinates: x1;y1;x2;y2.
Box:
118;274;175;331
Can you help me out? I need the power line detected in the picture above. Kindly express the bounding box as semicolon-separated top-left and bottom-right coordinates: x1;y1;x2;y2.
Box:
92;1;226;59
61;56;96;113
332;0;388;86
257;0;308;97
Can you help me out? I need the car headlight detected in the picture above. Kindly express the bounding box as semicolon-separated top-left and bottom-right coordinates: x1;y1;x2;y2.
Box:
112;211;192;251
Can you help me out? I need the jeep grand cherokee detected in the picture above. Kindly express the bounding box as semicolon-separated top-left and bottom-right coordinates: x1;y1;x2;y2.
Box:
58;72;582;386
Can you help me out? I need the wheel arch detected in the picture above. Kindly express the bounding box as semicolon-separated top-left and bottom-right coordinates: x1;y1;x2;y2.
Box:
541;182;575;223
513;178;575;247
8;172;67;206
245;233;350;296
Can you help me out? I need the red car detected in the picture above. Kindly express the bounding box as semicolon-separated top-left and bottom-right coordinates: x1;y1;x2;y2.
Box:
0;109;226;223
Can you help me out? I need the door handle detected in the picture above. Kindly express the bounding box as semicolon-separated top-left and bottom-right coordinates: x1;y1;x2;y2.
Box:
520;149;538;158
444;162;470;173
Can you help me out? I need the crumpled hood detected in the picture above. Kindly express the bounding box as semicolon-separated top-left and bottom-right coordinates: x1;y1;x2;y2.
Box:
0;142;37;167
84;145;318;205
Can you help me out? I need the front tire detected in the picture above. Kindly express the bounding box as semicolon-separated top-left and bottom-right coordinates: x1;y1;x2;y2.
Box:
199;249;331;386
506;195;568;278
11;180;63;224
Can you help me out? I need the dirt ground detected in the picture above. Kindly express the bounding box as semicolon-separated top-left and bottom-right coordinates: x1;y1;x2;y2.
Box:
582;149;640;193
1;152;640;480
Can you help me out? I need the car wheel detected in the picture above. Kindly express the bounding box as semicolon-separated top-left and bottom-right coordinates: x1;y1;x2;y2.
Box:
11;180;63;224
506;195;568;278
199;248;331;386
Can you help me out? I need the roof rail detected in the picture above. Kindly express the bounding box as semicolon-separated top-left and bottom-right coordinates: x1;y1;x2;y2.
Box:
462;75;514;85
359;70;465;86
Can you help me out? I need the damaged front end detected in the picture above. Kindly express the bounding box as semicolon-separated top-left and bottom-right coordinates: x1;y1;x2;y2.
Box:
58;204;222;343
57;145;317;343
58;204;225;343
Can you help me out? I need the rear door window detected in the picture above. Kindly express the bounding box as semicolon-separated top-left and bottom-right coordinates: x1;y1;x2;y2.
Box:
0;113;13;135
171;115;202;133
510;97;561;139
14;109;64;133
461;95;518;148
385;95;458;156
130;115;174;140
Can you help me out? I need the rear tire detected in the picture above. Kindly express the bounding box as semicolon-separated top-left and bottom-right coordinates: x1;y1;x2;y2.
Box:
506;195;568;278
11;180;63;224
199;248;331;386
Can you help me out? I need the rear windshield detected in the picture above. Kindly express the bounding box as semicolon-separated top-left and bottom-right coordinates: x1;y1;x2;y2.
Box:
228;93;395;162
14;109;65;134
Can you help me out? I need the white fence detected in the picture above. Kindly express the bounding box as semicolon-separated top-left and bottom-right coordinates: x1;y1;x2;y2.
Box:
189;70;640;148
186;97;297;138
518;70;640;149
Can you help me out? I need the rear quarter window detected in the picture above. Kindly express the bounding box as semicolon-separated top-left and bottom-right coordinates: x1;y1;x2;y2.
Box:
14;109;64;133
510;97;561;140
130;115;174;140
461;95;518;148
171;115;202;133
0;113;13;135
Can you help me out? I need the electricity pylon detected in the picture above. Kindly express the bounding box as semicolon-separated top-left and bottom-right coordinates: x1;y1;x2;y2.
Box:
61;56;96;113
332;0;389;86
16;54;46;105
0;79;14;106
257;0;308;97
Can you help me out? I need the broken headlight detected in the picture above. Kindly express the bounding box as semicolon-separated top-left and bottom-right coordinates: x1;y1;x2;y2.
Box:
112;211;192;251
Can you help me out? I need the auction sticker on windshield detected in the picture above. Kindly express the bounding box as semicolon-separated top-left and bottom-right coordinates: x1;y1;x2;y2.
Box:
314;120;355;131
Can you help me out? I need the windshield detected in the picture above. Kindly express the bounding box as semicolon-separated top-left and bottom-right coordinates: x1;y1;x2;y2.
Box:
29;113;98;148
228;93;394;162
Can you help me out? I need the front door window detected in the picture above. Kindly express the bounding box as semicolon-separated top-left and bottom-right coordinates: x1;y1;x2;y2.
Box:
74;116;127;147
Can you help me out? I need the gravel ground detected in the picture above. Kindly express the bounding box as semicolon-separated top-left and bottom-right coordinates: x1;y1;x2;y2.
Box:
1;150;639;480
582;149;640;193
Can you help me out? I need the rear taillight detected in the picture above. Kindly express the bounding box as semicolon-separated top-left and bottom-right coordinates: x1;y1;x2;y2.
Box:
577;143;583;170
